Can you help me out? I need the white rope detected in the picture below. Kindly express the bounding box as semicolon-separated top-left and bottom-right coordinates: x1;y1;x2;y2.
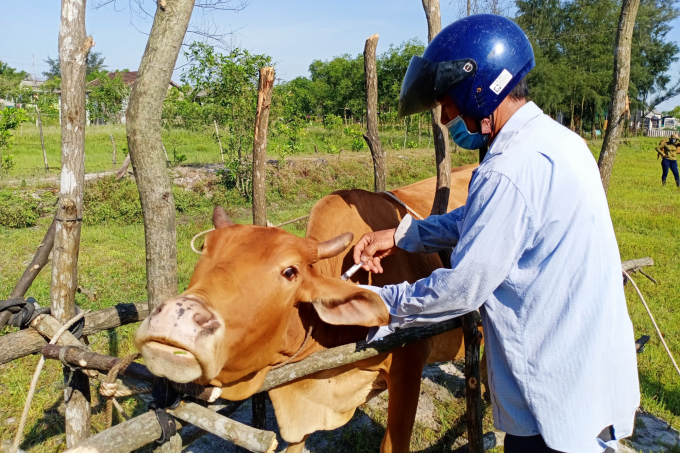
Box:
379;191;425;220
12;310;90;453
191;228;214;254
623;270;680;378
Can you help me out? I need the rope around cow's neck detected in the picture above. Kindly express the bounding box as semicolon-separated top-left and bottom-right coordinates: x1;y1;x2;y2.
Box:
271;325;313;370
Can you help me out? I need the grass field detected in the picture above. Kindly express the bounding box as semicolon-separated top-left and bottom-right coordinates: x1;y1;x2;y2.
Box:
0;129;678;452
2;122;432;179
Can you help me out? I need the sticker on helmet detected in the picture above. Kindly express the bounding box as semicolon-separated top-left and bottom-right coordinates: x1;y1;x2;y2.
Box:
490;69;513;94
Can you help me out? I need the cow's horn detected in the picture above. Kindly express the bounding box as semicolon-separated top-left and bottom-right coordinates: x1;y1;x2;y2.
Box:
213;206;234;229
317;232;354;260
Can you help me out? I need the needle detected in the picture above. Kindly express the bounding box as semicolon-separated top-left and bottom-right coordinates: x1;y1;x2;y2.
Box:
341;261;366;281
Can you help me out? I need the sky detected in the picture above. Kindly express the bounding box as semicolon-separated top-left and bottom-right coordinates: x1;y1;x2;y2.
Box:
2;0;680;110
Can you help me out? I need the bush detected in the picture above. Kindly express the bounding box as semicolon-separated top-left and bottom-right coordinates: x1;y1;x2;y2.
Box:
323;114;343;130
83;176;143;225
0;190;40;228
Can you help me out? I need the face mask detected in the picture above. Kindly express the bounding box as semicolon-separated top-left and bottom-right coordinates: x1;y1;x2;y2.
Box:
446;116;488;150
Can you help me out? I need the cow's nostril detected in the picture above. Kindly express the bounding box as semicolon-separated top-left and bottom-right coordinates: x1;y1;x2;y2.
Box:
193;311;214;328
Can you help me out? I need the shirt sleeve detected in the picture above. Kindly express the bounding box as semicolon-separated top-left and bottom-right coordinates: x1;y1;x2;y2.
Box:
394;206;466;254
375;171;535;336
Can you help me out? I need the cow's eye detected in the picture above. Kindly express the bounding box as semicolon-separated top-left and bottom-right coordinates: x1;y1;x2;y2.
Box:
282;267;297;280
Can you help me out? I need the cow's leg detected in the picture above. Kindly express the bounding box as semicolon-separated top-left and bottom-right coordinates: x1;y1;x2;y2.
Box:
285;435;309;453
381;342;430;453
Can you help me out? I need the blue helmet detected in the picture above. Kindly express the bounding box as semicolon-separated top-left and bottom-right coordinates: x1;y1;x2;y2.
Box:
398;14;535;118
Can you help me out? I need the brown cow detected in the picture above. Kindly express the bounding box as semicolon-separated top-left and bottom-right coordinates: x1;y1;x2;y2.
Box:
135;163;480;452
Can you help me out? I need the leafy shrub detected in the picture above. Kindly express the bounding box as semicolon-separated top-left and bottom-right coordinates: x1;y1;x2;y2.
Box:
173;147;188;165
83;176;143;225
2;154;15;172
323;114;343;131
0;190;40;228
173;186;206;213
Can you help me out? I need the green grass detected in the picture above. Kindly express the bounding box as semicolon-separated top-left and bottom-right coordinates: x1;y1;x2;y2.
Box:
2;122;445;180
0;133;677;451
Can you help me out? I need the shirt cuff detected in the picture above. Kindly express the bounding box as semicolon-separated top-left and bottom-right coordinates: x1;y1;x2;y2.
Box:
394;214;426;253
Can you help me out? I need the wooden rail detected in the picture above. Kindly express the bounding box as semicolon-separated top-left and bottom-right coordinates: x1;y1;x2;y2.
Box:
0;303;148;365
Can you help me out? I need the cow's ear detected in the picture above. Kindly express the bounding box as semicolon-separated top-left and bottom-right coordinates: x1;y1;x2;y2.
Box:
301;276;390;327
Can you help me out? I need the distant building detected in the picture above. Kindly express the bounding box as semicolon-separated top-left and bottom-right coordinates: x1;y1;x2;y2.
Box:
19;79;45;90
661;116;679;129
644;110;663;130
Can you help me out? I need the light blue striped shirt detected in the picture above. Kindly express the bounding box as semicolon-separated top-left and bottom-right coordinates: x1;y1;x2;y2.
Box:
367;102;639;452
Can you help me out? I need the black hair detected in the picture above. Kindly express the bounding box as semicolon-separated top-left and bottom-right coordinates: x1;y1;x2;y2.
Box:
508;78;529;101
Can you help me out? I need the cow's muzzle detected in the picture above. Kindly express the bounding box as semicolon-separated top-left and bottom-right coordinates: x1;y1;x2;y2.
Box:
134;296;226;383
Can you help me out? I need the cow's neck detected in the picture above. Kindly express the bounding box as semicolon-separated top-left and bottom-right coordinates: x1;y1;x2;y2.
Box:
295;303;369;354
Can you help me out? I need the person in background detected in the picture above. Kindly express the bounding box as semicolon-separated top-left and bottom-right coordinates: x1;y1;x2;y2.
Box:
656;134;679;187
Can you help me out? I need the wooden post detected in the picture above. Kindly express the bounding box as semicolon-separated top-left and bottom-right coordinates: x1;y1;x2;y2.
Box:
9;216;57;299
252;67;275;228
250;66;275;427
598;0;640;193
462;313;484;452
54;0;92;445
36;103;48;171
116;154;131;180
110;134;117;165
362;33;387;192
418;114;422;147
214;120;224;162
126;0;195;311
403;118;408;149
422;0;452;216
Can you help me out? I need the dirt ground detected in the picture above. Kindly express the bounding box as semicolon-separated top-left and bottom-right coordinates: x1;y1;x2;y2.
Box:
182;361;679;453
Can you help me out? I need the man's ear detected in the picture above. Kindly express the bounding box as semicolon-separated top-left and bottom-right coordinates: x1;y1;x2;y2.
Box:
299;274;390;327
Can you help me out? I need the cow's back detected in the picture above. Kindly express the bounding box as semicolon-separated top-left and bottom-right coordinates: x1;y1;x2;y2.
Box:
306;163;477;285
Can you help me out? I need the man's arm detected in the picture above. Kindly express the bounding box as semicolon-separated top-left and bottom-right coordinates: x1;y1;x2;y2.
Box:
377;171;534;329
353;203;466;273
393;206;466;254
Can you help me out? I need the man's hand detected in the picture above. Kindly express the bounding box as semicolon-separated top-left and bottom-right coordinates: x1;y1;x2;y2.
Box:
353;229;398;274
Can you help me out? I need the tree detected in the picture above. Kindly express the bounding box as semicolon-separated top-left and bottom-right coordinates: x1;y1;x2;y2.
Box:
52;0;93;446
0;61;27;97
43;50;108;79
87;72;131;124
598;0;641;192
0;107;28;171
516;0;679;132
126;0;195;324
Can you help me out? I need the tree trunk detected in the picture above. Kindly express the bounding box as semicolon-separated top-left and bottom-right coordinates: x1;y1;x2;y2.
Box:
36;103;48;171
54;0;93;445
110;134;117;165
126;0;195;309
598;0;640;193
250;66;275;429
126;2;195;450
422;0;452;217
214;120;224;163
591;105;597;141
362;34;387;192
252;67;275;227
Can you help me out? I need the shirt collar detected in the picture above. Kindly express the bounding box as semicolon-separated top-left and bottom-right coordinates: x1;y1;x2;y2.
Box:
485;101;543;159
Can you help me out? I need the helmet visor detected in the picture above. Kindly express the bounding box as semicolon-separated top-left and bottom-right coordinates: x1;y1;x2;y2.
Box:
398;56;477;118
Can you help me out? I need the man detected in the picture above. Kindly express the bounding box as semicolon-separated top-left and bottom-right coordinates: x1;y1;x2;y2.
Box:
655;134;679;187
353;14;639;453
